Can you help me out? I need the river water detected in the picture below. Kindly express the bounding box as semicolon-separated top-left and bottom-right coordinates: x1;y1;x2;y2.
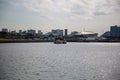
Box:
0;42;120;80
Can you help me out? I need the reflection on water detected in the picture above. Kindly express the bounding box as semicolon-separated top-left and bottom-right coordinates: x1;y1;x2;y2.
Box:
0;43;120;80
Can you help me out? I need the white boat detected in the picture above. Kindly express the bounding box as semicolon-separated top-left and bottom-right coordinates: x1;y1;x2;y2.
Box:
54;37;67;44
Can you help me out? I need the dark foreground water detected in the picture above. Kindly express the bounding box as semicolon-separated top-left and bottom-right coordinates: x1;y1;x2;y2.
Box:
0;42;120;80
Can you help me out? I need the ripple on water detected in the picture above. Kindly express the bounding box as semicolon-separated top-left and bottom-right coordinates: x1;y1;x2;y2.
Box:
0;43;120;80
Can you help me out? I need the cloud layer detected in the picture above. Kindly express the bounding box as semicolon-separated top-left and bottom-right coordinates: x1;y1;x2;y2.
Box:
0;0;120;20
22;0;120;19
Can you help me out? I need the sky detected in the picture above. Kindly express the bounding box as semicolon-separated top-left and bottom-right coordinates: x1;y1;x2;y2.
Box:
0;0;120;35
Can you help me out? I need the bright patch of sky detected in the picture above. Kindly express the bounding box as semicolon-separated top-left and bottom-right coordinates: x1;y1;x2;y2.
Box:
0;0;120;34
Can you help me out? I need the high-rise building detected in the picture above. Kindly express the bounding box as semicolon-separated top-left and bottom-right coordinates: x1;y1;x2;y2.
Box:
65;29;67;37
110;25;120;38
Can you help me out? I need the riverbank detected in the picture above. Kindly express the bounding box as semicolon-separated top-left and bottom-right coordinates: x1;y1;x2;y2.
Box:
0;39;52;43
0;39;120;43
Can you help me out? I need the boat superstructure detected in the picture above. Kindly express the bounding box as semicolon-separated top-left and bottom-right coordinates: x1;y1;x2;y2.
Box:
54;37;67;44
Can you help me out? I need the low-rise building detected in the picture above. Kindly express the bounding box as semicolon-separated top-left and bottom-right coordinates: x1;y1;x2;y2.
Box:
70;31;78;36
27;29;36;35
52;29;63;36
2;28;8;33
38;30;43;35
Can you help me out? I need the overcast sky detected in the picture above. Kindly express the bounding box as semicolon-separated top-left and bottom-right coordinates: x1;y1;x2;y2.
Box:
0;0;120;34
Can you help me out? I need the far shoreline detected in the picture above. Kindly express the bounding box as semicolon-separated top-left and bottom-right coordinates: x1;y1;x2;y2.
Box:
0;39;120;43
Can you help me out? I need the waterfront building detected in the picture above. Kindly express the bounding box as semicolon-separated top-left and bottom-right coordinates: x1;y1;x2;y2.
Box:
45;32;52;36
11;30;16;33
65;29;68;37
19;30;22;34
110;25;120;38
38;30;43;35
27;29;36;34
52;29;63;36
22;30;27;34
98;31;111;40
100;31;110;38
75;31;98;40
2;28;8;33
70;31;78;36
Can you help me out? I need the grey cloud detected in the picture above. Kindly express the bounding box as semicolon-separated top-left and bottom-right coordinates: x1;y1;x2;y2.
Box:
0;0;15;10
71;6;88;15
0;0;12;6
81;0;88;5
72;11;86;15
5;0;120;19
94;12;108;16
70;0;90;17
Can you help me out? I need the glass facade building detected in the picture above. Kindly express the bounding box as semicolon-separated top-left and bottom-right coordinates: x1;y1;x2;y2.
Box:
110;25;120;38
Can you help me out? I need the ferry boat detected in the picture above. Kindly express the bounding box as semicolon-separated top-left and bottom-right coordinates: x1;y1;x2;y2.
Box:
54;37;67;44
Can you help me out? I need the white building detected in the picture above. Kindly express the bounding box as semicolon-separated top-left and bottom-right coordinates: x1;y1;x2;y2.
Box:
75;31;98;40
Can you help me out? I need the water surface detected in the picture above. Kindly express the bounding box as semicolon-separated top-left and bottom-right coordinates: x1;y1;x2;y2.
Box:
0;42;120;80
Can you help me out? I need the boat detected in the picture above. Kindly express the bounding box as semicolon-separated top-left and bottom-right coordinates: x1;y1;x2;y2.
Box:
54;37;67;44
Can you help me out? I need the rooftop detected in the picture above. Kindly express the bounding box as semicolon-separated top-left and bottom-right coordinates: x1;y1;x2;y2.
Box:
73;31;97;35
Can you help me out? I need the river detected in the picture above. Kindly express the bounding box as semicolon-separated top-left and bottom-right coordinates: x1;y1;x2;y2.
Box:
0;42;120;80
